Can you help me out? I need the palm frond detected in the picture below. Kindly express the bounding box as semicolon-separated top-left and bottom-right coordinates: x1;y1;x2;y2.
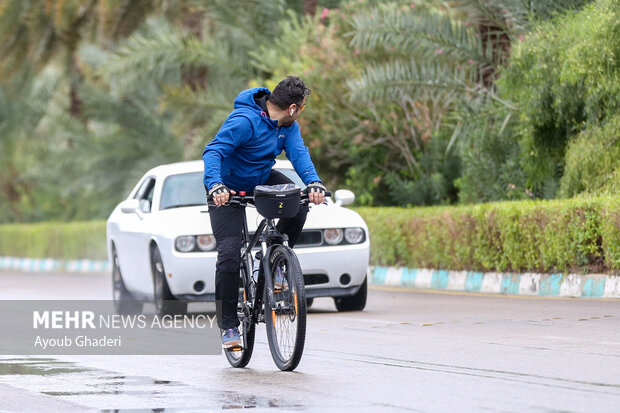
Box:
443;0;529;35
37;80;183;210
0;0;26;40
443;0;590;36
100;15;254;94
99;0;155;40
200;0;288;45
349;4;496;67
100;16;187;92
161;84;232;112
250;9;319;74
348;58;476;104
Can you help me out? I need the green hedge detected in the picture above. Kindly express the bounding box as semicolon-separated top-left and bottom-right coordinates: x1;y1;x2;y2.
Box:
356;196;620;273
2;196;620;273
0;221;107;260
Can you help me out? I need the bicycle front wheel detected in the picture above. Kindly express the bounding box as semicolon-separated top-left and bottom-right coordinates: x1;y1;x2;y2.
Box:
264;245;307;371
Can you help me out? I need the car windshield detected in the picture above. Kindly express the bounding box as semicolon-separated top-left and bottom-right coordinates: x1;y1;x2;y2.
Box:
160;172;206;210
276;168;305;190
159;168;304;210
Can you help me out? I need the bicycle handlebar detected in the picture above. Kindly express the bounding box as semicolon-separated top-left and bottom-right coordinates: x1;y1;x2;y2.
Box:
207;190;332;207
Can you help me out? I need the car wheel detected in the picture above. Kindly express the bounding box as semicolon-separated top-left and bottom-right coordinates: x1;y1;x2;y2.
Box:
112;245;143;315
306;298;314;308
151;245;187;316
334;276;367;312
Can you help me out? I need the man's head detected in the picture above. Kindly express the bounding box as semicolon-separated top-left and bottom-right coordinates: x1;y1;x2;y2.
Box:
268;76;310;126
270;76;311;109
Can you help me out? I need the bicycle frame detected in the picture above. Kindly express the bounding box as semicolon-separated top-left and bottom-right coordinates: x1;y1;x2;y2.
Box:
209;190;330;327
212;188;331;369
239;209;289;324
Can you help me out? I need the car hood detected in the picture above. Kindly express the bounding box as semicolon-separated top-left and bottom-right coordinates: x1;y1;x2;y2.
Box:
154;206;213;237
152;203;367;237
299;204;367;230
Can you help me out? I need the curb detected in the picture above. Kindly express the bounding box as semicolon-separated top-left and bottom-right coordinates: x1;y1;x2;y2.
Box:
369;266;620;299
3;258;619;298
0;257;110;273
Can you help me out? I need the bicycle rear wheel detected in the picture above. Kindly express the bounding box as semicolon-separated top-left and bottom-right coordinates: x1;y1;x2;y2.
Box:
225;267;256;368
264;245;307;371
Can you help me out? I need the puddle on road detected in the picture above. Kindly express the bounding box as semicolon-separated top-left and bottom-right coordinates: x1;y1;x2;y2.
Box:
0;358;305;411
0;357;92;376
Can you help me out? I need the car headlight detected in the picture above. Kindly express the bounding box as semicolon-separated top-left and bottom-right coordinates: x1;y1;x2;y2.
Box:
196;234;216;251
324;228;344;245
175;236;195;252
344;228;365;244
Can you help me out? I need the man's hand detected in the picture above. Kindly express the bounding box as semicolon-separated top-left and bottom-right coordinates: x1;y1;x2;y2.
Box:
209;183;236;206
306;181;326;205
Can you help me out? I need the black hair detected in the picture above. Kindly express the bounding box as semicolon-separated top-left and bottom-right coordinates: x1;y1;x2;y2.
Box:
268;76;311;109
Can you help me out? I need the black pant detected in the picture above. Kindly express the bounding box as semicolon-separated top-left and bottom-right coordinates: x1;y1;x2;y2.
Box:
208;170;309;329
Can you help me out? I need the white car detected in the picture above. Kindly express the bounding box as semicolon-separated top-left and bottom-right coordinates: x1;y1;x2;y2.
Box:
106;160;369;315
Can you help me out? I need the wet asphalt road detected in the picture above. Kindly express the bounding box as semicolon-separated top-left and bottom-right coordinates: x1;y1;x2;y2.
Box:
0;271;619;412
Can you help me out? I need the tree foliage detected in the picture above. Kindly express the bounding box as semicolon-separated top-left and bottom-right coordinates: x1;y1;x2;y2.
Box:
0;70;60;222
498;0;619;197
560;114;620;197
0;0;615;222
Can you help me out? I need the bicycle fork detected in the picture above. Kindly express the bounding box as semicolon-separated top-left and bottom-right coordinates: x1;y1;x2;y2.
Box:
259;231;289;316
261;241;276;313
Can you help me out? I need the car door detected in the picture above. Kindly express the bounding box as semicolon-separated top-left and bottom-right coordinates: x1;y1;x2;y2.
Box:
115;176;157;295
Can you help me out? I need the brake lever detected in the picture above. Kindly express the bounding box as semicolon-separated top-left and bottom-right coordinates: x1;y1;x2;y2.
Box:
303;190;331;205
207;193;244;207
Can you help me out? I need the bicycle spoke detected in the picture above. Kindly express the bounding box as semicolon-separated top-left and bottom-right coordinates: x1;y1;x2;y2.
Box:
271;256;300;361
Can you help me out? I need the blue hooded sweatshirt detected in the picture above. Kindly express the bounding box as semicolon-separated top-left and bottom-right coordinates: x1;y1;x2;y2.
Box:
202;87;321;192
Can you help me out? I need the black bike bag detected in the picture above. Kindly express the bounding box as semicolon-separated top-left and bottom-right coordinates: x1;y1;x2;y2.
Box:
253;184;301;219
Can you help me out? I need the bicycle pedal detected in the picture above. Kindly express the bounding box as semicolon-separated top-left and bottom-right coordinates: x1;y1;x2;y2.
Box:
226;346;244;352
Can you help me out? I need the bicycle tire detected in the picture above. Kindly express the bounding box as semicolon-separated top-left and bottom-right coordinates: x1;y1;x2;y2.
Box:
264;245;307;371
225;267;256;368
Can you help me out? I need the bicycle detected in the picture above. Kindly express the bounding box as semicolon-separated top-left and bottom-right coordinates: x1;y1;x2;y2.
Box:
208;184;330;371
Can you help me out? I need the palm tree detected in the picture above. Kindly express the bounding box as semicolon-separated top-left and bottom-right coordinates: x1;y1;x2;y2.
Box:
347;0;589;111
0;70;60;221
0;0;162;116
0;1;199;220
98;0;291;158
346;0;590;163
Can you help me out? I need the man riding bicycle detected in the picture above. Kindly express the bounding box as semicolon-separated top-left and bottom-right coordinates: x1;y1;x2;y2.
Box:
202;76;326;349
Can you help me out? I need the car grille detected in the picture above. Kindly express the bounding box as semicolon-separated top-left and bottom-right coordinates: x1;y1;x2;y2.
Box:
249;230;323;248
303;273;329;285
295;230;323;247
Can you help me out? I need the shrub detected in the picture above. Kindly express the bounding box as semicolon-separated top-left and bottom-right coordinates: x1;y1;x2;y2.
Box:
356;196;618;273
455;103;529;203
601;196;620;269
0;221;107;260
2;195;620;274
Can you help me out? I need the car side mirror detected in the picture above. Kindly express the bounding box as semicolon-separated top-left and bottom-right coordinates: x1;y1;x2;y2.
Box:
334;189;355;206
120;199;141;214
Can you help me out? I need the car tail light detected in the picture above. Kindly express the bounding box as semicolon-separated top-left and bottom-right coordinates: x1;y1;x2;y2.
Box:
196;235;216;251
175;236;195;252
323;229;344;245
344;228;364;244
